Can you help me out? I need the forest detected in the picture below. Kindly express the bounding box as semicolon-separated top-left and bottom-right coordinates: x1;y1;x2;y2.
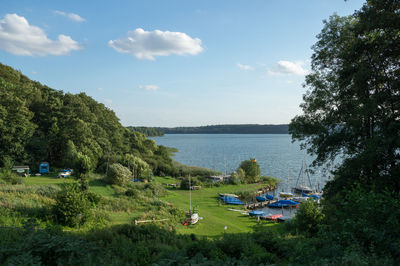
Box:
161;124;289;134
0;63;177;177
127;126;164;137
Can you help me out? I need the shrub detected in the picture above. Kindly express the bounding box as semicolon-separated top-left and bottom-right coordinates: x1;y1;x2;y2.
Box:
288;198;324;236
105;163;132;185
238;158;260;183
180;176;201;190
53;183;91;227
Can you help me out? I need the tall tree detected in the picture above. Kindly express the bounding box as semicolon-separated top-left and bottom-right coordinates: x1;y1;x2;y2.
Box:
289;0;400;196
0;79;35;166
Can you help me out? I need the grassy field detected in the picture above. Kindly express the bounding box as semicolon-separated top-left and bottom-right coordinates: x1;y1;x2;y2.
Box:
153;176;278;237
19;174;279;236
24;175;75;185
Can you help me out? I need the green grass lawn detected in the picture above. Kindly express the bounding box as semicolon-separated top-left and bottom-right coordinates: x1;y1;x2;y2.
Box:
24;175;75;185
155;179;278;237
21;175;279;237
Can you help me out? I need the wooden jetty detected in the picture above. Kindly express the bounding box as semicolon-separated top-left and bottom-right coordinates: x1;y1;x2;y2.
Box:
255;185;278;195
245;200;278;210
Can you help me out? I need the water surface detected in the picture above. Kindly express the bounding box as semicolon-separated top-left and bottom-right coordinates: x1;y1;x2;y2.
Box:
152;134;331;191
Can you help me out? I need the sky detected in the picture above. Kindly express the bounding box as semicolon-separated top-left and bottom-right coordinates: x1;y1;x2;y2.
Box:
0;0;365;127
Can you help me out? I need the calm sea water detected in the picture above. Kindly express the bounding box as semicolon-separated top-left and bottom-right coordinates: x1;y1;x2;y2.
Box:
151;134;332;191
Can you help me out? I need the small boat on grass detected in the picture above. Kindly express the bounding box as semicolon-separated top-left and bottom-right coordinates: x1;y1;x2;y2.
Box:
220;196;244;205
249;210;265;217
261;214;283;221
268;199;299;208
219;193;239;198
183;213;199;226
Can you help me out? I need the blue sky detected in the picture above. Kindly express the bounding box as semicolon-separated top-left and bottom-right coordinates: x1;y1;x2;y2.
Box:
0;0;365;127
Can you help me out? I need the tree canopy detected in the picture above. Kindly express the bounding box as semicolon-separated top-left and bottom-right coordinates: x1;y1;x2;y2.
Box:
289;0;400;196
0;63;175;176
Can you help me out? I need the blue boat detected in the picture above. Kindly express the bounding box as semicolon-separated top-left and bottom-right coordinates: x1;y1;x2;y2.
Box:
256;194;274;202
268;199;299;208
302;192;321;200
220;196;244;205
266;194;274;200
249;210;265;217
256;196;267;202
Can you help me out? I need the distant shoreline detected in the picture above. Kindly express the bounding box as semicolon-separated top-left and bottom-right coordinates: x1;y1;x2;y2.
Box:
128;124;289;135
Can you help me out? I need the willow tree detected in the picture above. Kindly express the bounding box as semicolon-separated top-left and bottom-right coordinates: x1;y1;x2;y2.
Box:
290;0;400;196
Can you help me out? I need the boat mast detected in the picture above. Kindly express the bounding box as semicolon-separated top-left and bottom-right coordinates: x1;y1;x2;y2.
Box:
189;174;192;214
304;159;313;189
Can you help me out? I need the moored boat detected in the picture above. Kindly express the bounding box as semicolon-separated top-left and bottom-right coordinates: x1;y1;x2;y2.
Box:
261;214;283;221
268;199;299;208
279;191;294;198
293;185;312;194
249;210;265;217
257;194;274;202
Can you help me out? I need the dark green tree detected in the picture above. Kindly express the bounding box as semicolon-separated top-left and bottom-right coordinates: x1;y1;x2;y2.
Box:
0;79;35;166
238;158;261;183
289;0;400;197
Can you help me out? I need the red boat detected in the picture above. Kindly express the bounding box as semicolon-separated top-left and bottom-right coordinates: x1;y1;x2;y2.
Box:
261;214;283;221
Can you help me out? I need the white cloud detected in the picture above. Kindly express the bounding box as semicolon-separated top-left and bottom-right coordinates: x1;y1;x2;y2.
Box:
109;28;203;60
237;63;254;71
97;87;103;91
267;60;308;76
54;10;85;22
139;84;160;91
0;13;82;56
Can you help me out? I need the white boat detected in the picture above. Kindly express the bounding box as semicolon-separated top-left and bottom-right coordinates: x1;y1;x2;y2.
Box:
190;213;199;224
293;185;312;194
279;192;294;198
292;196;309;203
219;193;239;198
292;160;313;194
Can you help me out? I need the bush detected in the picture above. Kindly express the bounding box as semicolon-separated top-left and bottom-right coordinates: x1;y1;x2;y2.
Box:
238;158;261;183
53;183;91;227
125;189;135;197
288;198;324;236
0;169;25;185
180;176;201;190
105;163;132;185
173;162;220;177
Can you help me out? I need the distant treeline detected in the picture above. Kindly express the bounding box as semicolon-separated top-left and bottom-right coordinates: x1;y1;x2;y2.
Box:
127;126;164;137
161;124;289;134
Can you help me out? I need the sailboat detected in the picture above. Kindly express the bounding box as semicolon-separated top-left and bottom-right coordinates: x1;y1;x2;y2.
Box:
292;160;313;194
279;164;294;198
187;175;199;225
